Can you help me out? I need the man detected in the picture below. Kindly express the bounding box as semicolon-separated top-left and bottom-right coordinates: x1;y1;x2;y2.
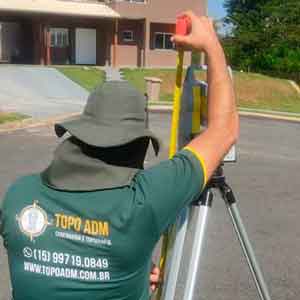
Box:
0;12;239;300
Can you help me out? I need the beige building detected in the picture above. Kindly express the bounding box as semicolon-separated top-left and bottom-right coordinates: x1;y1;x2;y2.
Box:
0;0;205;67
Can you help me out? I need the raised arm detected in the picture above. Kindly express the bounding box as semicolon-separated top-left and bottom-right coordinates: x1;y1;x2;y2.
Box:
172;11;239;181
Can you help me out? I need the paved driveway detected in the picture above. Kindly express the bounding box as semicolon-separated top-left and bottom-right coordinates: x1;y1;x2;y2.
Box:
0;66;88;119
0;115;300;300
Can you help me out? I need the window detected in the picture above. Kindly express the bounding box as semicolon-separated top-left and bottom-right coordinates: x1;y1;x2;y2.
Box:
122;30;134;42
124;0;146;3
154;33;174;50
50;28;69;48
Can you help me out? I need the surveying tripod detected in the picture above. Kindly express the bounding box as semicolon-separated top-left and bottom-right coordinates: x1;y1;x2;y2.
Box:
155;16;272;300
162;164;272;300
158;79;272;300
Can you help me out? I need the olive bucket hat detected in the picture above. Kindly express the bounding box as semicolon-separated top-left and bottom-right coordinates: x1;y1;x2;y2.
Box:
55;81;160;154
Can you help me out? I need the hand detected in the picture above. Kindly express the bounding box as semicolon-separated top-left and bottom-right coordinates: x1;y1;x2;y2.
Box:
149;264;160;292
171;11;220;53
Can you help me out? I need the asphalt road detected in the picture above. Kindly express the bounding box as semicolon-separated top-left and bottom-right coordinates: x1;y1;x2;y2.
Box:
0;114;300;300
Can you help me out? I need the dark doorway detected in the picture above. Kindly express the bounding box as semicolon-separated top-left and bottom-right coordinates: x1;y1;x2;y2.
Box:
18;21;34;63
0;21;34;64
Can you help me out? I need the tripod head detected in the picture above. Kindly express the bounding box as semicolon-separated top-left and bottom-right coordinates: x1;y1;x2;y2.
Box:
209;164;226;187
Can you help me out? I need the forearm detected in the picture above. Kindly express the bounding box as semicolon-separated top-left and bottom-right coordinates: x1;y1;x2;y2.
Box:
173;12;239;180
187;43;239;179
205;40;238;130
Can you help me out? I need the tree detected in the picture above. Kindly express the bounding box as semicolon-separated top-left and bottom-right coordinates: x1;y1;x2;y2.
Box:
223;0;300;82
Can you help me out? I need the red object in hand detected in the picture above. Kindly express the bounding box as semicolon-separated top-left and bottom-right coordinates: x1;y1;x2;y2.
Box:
176;16;191;36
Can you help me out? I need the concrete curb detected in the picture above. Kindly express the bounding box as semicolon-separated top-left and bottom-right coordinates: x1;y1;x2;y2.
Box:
1;105;300;134
239;111;300;123
0;112;80;134
149;105;300;123
148;105;172;113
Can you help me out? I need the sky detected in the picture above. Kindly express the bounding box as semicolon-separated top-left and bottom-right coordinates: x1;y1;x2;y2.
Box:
208;0;227;20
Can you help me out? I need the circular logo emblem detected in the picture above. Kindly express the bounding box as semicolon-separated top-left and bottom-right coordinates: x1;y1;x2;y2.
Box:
17;201;49;241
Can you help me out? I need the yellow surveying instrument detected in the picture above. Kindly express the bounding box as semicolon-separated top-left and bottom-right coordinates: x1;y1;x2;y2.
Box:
156;16;272;300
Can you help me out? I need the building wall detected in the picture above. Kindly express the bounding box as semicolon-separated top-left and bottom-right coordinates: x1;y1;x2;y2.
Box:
147;48;192;68
111;19;144;67
33;16;113;66
148;23;191;67
45;16;107;65
0;14;114;66
109;0;204;23
112;20;193;68
0;0;205;67
109;0;205;67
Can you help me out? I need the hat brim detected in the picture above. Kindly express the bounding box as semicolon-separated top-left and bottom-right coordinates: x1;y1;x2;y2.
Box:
55;115;161;155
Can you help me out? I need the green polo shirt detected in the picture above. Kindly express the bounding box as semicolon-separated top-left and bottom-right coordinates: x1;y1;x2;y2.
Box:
0;149;205;300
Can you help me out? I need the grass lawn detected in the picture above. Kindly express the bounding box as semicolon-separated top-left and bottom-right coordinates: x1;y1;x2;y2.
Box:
55;66;300;114
122;68;207;102
0;112;28;125
122;68;300;114
56;67;105;92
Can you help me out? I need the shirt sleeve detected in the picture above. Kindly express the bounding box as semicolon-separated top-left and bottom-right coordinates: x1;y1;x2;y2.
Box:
134;148;207;237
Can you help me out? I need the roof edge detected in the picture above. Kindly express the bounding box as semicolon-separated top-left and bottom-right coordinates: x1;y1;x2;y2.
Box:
0;0;121;19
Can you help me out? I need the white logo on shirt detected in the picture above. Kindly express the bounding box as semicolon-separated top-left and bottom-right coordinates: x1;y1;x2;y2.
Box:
17;201;50;241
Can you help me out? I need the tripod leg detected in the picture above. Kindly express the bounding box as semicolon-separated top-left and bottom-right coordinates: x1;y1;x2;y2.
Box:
162;207;189;300
183;189;213;300
220;184;272;300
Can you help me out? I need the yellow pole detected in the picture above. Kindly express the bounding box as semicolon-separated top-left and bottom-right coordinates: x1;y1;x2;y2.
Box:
168;51;185;158
156;50;184;300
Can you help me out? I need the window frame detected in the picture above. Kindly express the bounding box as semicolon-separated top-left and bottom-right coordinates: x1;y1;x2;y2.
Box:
122;30;134;42
154;32;174;50
50;28;69;48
